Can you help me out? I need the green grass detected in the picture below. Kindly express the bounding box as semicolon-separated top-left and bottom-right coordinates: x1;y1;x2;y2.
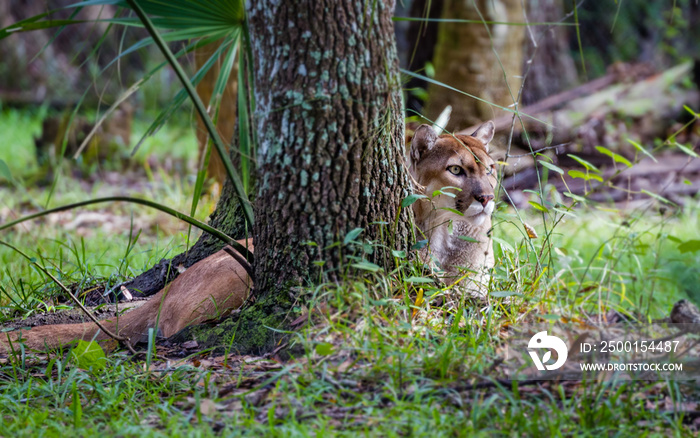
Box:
0;105;198;180
2;199;699;435
493;202;700;317
2;107;700;435
0;106;46;178
1;354;693;437
130;114;199;166
0;107;213;317
1;243;698;436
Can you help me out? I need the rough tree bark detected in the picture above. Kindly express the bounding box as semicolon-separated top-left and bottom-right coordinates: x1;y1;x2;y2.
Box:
174;0;413;353
424;0;525;130
249;0;412;294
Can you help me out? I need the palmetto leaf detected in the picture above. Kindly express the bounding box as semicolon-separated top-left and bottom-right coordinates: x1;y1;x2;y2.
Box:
134;34;236;151
102;28;229;71
1;1;243;37
71;0;244;27
125;0;253;228
2;0;255;233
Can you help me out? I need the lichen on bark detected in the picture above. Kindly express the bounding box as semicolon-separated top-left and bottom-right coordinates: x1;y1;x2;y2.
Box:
168;1;414;355
249;0;413;297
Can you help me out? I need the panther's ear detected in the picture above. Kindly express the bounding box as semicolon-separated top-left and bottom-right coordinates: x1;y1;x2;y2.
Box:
411;124;438;162
471;121;495;151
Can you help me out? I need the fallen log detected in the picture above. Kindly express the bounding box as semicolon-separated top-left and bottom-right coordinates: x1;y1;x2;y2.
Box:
461;61;699;152
501;153;700;208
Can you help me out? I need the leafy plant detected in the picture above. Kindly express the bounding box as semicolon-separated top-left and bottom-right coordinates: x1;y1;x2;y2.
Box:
1;3;699;435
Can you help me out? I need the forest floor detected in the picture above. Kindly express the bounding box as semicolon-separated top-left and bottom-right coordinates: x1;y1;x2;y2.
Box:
2;107;700;436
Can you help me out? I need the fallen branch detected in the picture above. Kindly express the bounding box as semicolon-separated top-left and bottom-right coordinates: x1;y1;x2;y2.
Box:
459;61;698;148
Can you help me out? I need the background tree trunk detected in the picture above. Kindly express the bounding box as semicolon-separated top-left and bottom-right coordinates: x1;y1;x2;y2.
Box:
401;0;444;113
521;0;578;105
424;0;525;130
249;0;413;297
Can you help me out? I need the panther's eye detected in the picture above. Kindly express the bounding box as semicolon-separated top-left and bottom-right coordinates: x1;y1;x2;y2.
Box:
447;165;463;175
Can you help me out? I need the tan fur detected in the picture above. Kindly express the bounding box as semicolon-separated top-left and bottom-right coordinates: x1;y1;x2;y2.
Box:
1;124;497;353
0;240;253;354
409;122;497;293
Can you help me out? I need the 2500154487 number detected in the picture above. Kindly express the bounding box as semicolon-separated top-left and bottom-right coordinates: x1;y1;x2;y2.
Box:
600;340;680;353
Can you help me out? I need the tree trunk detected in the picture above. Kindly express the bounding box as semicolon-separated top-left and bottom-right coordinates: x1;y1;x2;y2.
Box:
424;0;525;130
402;0;444;113
520;0;578;105
172;0;413;353
249;0;413;296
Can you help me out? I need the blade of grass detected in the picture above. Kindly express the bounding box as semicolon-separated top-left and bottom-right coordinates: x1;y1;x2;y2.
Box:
130;36;234;155
238;45;251;194
0;196;252;264
401;69;549;127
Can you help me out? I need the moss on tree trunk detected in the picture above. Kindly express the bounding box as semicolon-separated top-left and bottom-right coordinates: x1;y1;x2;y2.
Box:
171;289;294;354
180;0;413;354
132;1;412;354
250;0;412;295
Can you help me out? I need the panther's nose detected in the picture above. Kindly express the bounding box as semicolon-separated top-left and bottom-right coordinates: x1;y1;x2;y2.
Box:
474;194;494;207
